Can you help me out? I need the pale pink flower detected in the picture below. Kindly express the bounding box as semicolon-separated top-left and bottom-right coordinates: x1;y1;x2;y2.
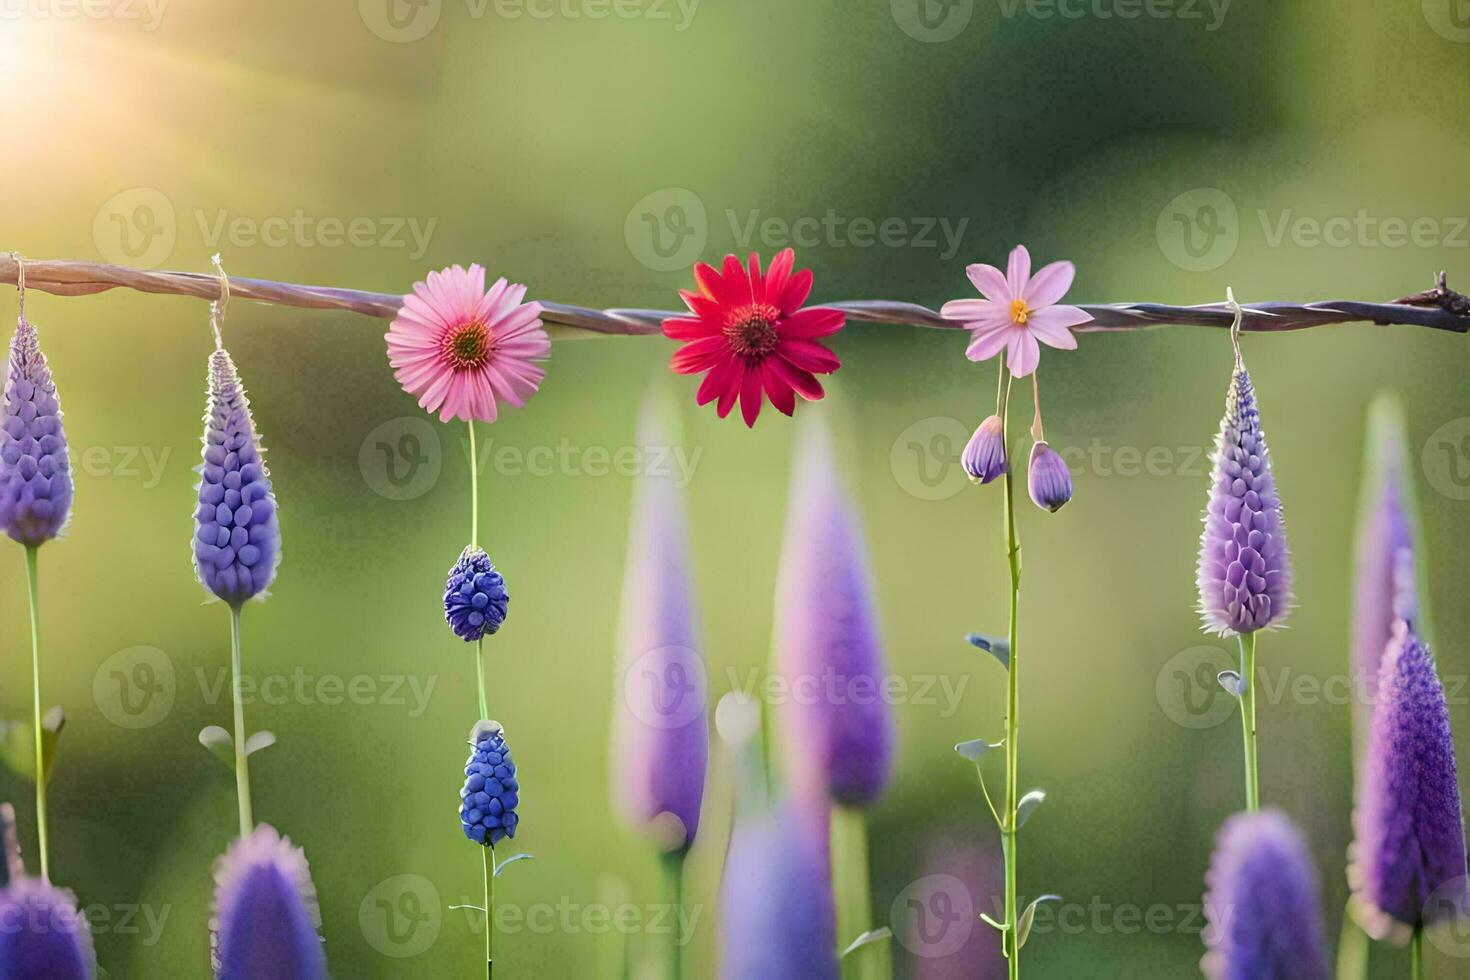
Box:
385;264;550;423
941;245;1091;377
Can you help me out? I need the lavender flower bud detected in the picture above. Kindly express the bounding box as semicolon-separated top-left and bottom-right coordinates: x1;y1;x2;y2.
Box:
775;417;893;808
0;318;73;547
611;394;707;852
1196;367;1292;635
0;877;95;980
443;547;509;642
962;415;1007;484
193;349;281;606
719;798;838;980
460;721;520;846
1202;809;1329;980
211;824;326;980
1350;621;1469;939
1026;441;1072;513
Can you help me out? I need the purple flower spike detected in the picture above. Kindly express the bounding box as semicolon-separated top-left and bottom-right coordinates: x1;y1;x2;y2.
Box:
1351;621;1469;940
1196;367;1293;635
193;348;281;606
460;720;520;846
962;415;1007;484
443;547;509;642
1026;441;1071;513
611;394;707;853
1202;809;1329;980
1351;397;1418;744
719;799;838;980
775;417;893;808
0;877;95;980
212;824;326;980
0;317;73;547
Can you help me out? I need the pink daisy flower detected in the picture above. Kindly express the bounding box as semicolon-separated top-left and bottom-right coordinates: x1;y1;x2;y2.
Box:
941;245;1091;377
385;264;550;423
662;249;845;428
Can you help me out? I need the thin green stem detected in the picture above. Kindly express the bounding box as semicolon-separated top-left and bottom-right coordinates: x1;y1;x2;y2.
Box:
999;371;1021;980
662;850;686;980
484;845;496;979
24;545;48;881
230;605;254;837
468;420;480;549
1334;904;1368;980
832;805;884;980
476;639;490;721
1237;632;1259;812
1412;927;1424;980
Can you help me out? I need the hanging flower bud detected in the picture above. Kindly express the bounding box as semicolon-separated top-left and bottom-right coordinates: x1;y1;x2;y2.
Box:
460;721;520;846
443;547;509;642
0;877;95;980
1202;809;1329;980
1350;620;1469;941
0;318;73;547
1196;366;1292;635
961;415;1007;484
1026;441;1072;513
193;349;281;606
211;824;326;980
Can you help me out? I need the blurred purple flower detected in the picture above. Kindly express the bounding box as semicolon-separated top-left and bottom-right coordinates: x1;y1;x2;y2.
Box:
909;833;1004;980
1026;441;1071;513
443;547;509;642
0;877;95;980
1202;808;1328;980
192;348;280;606
719;797;837;980
1351;620;1469;940
961;415;1007;485
1196;367;1292;635
775;417;893;808
611;394;707;852
212;824;326;980
0;317;72;547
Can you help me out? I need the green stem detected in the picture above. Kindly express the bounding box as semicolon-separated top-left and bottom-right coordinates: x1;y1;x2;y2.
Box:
1334;904;1368;980
468;420;480;549
832;805;884;980
999;372;1021;980
662;850;686;980
1412;927;1424;980
484;845;496;979
230;605;254;837
1237;632;1259;812
24;545;48;881
476;639;490;721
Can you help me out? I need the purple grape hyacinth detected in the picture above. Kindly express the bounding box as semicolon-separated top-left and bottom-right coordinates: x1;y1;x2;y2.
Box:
1202;809;1329;980
775;417;893;808
1197;366;1293;635
611;394;707;853
212;824;326;980
193;348;281;606
0;877;95;980
460;721;520;846
1351;620;1469;940
443;547;509;642
0;317;72;547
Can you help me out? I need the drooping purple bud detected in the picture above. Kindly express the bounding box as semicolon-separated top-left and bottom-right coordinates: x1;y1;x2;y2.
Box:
212;824;326;980
610;392;707;853
1350;621;1469;940
962;415;1007;484
1350;396;1419;747
1202;809;1329;980
1025;441;1071;513
0;318;73;547
443;547;509;642
775;416;893;808
0;876;95;980
1196;367;1293;635
193;348;281;606
719;798;838;980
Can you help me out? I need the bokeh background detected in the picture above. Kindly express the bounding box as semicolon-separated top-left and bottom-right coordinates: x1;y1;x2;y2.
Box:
3;1;1470;976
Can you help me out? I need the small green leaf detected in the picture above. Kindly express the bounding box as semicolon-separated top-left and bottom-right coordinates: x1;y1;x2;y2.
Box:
245;731;276;756
1017;895;1061;949
199;726;234;770
1016;790;1046;829
494;853;534;877
979;913;1009;932
840;927;893;958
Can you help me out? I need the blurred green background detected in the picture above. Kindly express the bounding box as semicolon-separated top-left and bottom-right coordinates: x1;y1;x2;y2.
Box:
2;1;1469;976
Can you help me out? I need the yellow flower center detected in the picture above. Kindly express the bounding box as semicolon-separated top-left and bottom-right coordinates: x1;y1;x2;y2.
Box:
1010;298;1030;325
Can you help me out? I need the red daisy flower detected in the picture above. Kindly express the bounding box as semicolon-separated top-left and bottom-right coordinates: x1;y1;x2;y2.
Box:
662;249;845;427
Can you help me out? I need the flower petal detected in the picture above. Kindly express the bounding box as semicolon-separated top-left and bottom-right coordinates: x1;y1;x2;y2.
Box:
778;307;844;340
663;316;721;341
1006;329;1041;377
1006;245;1031;298
696;355;740;406
965;323;1013;362
965;263;1011;303
767;355;825;401
761;360;796;417
778;268;814;315
739;364;764;427
670;336;729;374
776;339;841;374
764;248;795;307
1026;307;1086;350
1023;261;1076;309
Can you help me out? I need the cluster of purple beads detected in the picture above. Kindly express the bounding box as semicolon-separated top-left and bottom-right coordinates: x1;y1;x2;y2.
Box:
443;547;509;641
0;320;73;547
460;722;520;846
